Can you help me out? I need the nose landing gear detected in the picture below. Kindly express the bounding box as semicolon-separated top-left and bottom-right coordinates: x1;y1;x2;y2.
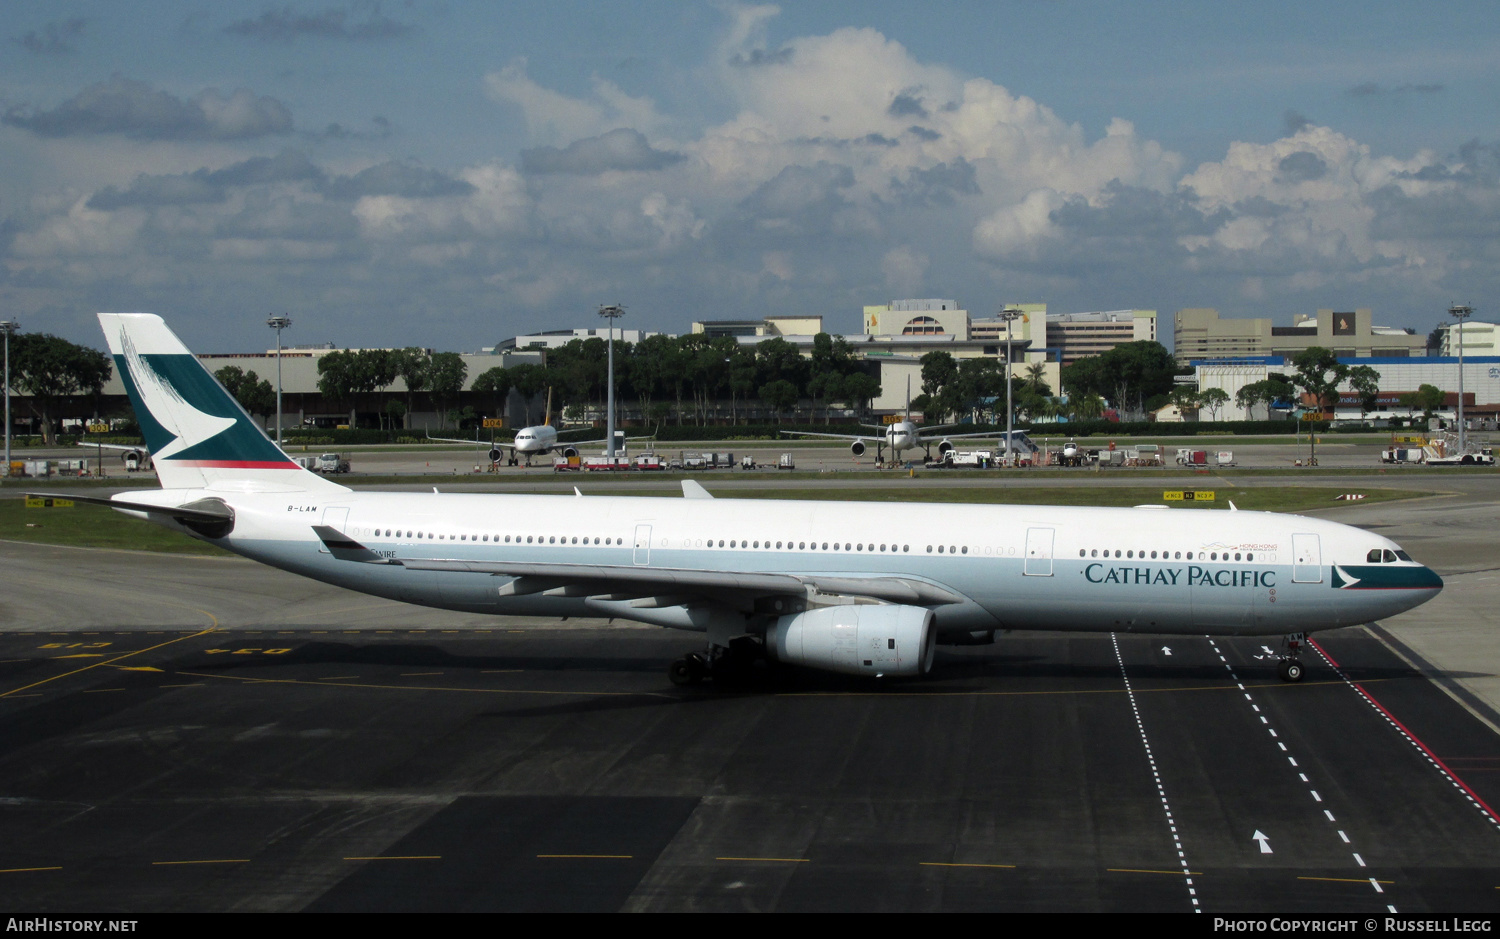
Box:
1276;633;1307;682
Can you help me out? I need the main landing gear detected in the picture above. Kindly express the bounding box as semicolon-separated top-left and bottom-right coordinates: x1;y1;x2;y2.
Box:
1276;633;1307;683
668;637;762;687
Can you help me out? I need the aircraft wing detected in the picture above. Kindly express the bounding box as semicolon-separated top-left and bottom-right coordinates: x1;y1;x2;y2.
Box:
425;431;516;449
310;526;963;606
915;430;1000;443
76;442;150;453
779;430;875;441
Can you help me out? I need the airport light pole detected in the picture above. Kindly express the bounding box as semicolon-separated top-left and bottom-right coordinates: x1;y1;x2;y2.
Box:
598;304;625;458
267;315;291;446
1;320;17;479
999;306;1024;465
1449;303;1472;453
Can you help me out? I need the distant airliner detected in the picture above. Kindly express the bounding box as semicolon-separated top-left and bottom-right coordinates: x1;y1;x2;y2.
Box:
781;378;1020;462
49;314;1443;687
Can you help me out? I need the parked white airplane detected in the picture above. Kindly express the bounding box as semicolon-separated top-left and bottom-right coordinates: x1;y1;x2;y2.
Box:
430;390;648;465
781;379;1017;462
53;314;1443;686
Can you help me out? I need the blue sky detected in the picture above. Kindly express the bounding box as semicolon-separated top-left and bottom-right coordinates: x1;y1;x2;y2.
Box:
3;1;1498;352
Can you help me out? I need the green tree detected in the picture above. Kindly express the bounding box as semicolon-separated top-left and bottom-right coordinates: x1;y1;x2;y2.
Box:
213;366;275;424
471;366;513;421
1071;392;1106;421
1413;383;1446;418
392;347;430;430
1291;347;1348;464
1347;365;1380;420
427;352;467;428
758;379;799;423
10;333;112;444
840;372;881;416
507;363;549;425
1169;386;1200;418
1198;387;1230;422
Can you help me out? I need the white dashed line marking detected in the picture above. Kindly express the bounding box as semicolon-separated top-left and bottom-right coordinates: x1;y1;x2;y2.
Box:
1113;633;1199;914
1207;638;1392;911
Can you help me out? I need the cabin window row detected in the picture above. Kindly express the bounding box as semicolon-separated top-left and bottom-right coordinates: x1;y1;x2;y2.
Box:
1078;548;1256;562
707;540;912;553
376;530;625;546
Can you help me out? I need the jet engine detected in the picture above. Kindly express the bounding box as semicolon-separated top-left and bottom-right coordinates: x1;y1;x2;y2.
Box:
487;447;503;463
765;604;936;677
936;439;955;456
561;445;579;458
850;439;866;457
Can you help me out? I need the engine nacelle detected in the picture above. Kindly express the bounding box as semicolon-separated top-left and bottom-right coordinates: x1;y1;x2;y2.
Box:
936;439;954;456
850;439;866;457
765;604;936;677
487;447;503;463
561;445;579;459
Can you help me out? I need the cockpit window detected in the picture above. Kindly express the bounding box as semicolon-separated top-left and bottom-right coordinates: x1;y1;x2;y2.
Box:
1368;549;1383;563
1395;550;1412;562
1383;549;1398;563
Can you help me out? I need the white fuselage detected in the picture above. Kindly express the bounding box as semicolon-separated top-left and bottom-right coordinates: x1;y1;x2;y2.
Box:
135;489;1441;639
512;424;559;457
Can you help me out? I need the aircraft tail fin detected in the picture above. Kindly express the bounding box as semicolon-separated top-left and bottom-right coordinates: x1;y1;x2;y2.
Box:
544;387;553;427
98;313;348;494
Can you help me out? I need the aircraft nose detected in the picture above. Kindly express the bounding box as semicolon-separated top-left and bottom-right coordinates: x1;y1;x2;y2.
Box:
1415;566;1444;591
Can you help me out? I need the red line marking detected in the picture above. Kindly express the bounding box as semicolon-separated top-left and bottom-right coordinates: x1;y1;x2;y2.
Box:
172;460;299;469
1310;638;1499;824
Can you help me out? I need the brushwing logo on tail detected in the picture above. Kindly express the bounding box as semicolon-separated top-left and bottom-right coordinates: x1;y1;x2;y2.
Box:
119;329;235;461
115;328;295;468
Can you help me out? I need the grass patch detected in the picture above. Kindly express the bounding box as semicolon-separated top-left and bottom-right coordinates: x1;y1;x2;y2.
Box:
0;498;232;556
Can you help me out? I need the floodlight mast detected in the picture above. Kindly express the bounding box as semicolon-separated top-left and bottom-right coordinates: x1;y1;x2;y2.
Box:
1449;303;1472;453
598;304;625;458
999;306;1024;465
267;315;292;446
1;319;18;478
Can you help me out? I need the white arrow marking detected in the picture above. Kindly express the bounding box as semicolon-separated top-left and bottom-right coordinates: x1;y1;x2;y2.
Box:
1161;646;1172;656
1253;830;1273;854
1260;645;1276;657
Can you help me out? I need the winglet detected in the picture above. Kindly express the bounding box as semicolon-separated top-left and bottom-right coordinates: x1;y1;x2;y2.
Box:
681;480;714;499
311;525;389;562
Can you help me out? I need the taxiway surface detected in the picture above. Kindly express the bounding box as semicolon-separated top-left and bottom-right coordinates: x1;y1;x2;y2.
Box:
0;475;1497;914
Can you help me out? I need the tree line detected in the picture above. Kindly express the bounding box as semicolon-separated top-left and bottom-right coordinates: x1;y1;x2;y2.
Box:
289;333;880;431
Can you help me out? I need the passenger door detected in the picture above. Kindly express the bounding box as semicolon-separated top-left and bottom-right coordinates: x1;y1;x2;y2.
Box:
1292;533;1322;584
633;524;653;566
1024;527;1054;576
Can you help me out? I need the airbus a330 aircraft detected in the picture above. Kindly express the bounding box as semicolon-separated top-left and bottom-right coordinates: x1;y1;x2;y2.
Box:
53;314;1443;686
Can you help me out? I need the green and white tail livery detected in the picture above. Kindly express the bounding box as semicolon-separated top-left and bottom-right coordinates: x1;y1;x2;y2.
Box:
101;313;346;493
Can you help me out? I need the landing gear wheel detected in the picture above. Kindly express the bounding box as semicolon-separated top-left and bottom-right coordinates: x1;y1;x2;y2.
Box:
668;654;706;687
1278;659;1304;683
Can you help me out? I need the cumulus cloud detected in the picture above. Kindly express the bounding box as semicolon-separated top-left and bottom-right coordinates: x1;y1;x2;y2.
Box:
484;58;669;146
84;151;325;211
2;76;293;140
223;3;419;41
323;161;476;200
11;9;1500;348
14;18;86;55
521;128;686;175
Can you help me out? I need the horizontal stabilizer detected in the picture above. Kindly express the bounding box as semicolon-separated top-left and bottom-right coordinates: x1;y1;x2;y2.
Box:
310;525;390;563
